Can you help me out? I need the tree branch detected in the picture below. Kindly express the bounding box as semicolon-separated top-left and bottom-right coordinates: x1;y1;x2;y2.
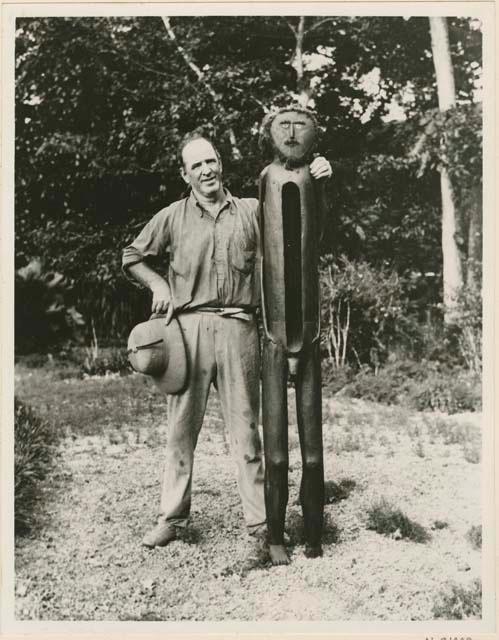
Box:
160;16;242;159
304;17;338;35
285;18;297;36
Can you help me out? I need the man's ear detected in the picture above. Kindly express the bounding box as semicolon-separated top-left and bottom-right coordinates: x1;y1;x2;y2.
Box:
180;167;190;185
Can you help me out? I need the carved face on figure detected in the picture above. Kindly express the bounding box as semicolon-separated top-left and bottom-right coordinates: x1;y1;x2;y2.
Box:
270;110;316;166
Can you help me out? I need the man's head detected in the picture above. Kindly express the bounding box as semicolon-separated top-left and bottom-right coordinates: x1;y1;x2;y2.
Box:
178;132;223;201
259;106;318;167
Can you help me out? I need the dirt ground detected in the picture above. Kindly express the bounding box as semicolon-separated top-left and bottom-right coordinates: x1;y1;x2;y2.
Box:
14;370;482;621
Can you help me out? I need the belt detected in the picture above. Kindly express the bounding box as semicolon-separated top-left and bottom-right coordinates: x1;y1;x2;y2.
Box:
183;306;255;322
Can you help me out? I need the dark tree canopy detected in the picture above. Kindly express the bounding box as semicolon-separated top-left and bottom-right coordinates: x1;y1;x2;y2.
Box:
15;15;482;340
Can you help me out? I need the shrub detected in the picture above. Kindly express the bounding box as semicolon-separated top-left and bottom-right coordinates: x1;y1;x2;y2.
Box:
321;362;356;395
325;479;357;504
432;579;481;619
81;346;131;377
320;256;407;370
408;368;481;413
78;319;132;377
15;259;85;354
451;281;482;376
366;498;431;543
14;397;57;535
340;358;481;413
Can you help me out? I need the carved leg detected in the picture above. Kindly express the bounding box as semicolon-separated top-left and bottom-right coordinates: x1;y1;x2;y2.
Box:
296;341;324;558
262;338;289;565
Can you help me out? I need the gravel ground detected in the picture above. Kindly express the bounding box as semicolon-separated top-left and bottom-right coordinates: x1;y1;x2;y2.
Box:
15;383;482;621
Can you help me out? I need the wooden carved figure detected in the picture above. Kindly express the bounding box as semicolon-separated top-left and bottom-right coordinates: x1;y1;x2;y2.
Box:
258;106;325;565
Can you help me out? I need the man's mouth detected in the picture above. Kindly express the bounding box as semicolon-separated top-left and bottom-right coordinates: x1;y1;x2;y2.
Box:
285;141;298;146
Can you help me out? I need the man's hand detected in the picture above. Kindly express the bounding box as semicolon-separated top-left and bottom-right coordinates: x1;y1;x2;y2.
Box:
310;156;332;180
127;262;175;324
151;280;174;324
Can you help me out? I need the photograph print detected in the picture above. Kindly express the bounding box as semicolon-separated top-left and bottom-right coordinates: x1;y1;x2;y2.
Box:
6;5;492;631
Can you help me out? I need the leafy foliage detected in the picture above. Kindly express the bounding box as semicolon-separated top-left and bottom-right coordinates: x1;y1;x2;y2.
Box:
15;16;482;351
432;579;482;619
15;397;57;535
339;359;481;413
320;257;407;368
15;259;84;354
366;498;431;543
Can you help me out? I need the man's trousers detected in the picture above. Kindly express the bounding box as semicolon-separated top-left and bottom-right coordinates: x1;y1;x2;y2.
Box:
156;312;266;532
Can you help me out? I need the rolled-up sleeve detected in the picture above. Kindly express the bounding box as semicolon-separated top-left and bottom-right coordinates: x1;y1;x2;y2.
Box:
122;207;171;284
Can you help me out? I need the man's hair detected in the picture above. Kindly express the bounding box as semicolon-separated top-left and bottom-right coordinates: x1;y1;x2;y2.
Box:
177;130;221;168
258;104;319;161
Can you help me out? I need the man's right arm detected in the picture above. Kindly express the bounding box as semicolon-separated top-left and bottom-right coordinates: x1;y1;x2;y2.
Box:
127;262;173;321
122;207;174;323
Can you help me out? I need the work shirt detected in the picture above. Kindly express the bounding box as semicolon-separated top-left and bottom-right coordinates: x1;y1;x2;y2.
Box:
122;190;260;311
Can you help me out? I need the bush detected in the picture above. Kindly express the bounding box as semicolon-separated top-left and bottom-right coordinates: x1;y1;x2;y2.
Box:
339;358;481;413
366;498;430;543
408;368;481;413
15;259;85;354
80;346;131;377
321;362;356;395
451;281;482;376
320;256;407;370
14;397;57;535
432;579;482;619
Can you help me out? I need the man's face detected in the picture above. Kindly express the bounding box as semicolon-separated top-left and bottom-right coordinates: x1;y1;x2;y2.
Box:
270;110;316;164
181;138;223;199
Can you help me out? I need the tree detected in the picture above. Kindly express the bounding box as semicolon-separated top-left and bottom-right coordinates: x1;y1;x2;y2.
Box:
429;16;463;321
15;16;482;344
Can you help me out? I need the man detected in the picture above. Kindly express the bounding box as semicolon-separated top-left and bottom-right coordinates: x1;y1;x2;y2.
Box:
122;130;331;550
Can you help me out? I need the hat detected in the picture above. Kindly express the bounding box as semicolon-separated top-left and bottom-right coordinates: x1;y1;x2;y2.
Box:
127;316;187;394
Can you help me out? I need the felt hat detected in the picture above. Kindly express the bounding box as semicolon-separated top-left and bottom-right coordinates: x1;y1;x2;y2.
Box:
127;315;187;394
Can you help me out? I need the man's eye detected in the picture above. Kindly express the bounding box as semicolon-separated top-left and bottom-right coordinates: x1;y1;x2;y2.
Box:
280;122;291;129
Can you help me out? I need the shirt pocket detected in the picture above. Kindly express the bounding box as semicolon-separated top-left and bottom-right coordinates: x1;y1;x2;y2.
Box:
230;244;256;275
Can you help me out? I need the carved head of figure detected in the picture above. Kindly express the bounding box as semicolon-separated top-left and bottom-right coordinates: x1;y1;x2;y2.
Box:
259;106;318;168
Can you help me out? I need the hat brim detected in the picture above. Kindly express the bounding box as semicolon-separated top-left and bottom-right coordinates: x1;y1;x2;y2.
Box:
128;316;188;395
151;318;188;394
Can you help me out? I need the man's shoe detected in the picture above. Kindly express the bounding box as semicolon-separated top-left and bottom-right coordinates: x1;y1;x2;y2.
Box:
142;523;177;548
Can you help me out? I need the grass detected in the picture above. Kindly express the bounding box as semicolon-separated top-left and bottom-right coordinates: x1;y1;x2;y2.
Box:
15;365;166;438
432;579;482;619
13;361;482;621
466;525;482;550
366;498;431;543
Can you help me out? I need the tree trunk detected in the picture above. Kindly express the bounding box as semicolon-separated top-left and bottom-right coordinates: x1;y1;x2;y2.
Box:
429;17;463;321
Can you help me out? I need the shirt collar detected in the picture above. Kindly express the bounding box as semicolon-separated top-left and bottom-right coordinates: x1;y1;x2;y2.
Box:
189;188;234;217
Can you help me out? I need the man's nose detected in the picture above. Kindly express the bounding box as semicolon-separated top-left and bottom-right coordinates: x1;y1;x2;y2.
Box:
201;162;213;174
289;124;296;139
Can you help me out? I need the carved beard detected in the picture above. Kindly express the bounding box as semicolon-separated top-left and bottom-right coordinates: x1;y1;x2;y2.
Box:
272;144;313;169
